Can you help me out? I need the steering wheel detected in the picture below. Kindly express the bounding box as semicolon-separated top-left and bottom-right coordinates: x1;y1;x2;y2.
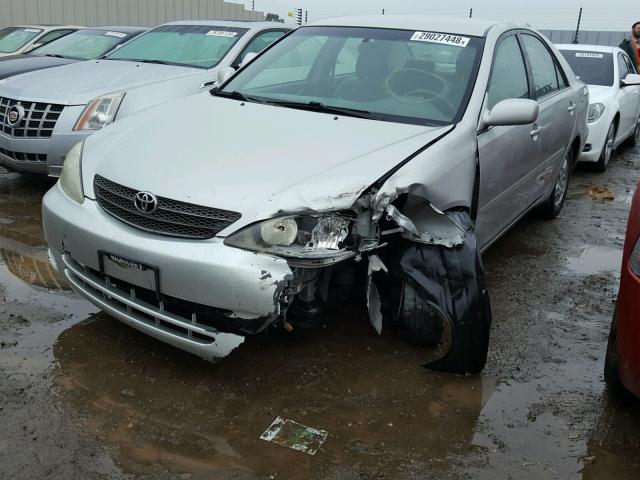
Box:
385;68;456;115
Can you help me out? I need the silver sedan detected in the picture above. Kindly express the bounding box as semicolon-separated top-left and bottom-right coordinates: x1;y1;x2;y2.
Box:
43;15;588;374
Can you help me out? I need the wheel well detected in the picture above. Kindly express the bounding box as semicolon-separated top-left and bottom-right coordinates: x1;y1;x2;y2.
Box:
570;136;581;166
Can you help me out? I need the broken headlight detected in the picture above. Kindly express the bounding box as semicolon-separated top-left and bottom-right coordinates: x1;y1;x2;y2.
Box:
224;214;357;265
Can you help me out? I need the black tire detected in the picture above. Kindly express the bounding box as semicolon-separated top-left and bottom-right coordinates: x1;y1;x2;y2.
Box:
398;274;492;376
594;122;616;172
604;304;631;397
538;147;572;219
626;117;640;147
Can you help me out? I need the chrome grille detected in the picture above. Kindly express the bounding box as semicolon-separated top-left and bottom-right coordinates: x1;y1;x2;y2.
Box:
0;96;65;138
93;175;242;239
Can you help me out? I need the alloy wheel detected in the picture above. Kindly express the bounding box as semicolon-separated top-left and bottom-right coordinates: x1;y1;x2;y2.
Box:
553;152;570;209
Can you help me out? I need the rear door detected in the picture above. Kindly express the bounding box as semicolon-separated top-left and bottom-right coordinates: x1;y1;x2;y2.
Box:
476;33;538;248
520;33;575;203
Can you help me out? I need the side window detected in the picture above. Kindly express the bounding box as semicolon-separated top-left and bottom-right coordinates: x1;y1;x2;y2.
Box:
521;34;560;99
618;53;630;80
487;35;529;109
238;30;286;64
624;54;637;74
36;29;74;46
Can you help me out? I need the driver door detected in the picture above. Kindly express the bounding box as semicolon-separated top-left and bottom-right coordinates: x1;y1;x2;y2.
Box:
476;33;540;249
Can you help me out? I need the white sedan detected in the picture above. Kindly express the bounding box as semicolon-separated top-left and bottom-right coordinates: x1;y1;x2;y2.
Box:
558;44;640;171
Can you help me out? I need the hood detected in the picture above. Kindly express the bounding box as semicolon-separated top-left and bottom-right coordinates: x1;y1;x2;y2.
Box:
0;54;76;80
587;84;616;102
83;94;451;231
0;59;199;104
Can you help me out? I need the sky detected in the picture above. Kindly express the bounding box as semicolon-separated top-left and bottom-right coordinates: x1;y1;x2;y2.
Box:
234;0;638;31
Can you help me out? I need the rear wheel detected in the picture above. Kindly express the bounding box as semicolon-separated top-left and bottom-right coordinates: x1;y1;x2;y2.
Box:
538;147;571;219
595;122;616;172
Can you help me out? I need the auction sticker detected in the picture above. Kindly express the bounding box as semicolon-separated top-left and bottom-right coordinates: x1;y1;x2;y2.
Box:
410;31;470;47
206;30;237;37
24;28;42;33
105;31;127;38
575;52;603;59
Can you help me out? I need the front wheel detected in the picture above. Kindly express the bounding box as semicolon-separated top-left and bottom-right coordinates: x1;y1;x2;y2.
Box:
595;122;616;172
538;147;571;219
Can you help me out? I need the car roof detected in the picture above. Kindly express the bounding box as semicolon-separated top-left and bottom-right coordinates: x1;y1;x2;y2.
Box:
164;20;292;30
15;24;84;30
87;26;148;34
556;43;621;53
307;14;518;37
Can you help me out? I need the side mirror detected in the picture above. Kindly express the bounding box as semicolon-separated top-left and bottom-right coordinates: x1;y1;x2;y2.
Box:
621;73;640;87
216;66;236;85
481;98;539;128
240;51;259;68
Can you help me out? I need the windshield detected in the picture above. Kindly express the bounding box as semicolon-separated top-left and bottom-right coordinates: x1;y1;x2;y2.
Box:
560;50;614;86
30;29;134;60
219;26;483;125
0;27;43;53
106;24;248;69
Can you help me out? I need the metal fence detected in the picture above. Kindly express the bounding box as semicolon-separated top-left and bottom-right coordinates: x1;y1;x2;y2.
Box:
0;0;264;28
539;29;627;47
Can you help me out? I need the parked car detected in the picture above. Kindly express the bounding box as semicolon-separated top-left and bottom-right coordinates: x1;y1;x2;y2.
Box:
0;21;290;175
0;25;81;57
605;180;640;398
43;15;588;374
0;26;146;81
558;44;640;171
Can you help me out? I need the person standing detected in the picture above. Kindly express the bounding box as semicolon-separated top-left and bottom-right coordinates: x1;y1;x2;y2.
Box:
620;22;640;71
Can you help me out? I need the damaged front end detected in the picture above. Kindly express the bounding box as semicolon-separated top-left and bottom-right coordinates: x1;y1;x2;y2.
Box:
227;188;492;375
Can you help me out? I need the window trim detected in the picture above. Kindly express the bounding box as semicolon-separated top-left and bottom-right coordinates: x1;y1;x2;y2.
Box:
231;28;290;68
518;32;571;102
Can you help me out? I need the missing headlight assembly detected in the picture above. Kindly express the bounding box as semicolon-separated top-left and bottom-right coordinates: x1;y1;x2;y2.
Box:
238;188;492;375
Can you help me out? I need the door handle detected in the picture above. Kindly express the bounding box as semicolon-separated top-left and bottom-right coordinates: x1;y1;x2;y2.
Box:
530;126;543;137
567;103;576;113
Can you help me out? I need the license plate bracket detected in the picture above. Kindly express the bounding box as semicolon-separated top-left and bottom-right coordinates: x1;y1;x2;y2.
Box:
98;251;160;298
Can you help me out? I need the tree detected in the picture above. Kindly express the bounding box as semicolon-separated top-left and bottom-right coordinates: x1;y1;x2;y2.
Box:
265;12;284;23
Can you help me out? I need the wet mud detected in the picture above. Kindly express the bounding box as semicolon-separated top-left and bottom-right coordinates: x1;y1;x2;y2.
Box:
0;144;639;479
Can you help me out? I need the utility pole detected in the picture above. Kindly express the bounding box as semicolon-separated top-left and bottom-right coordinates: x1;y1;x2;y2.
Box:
573;7;583;44
382;8;385;14
305;10;308;23
469;8;473;18
251;0;254;11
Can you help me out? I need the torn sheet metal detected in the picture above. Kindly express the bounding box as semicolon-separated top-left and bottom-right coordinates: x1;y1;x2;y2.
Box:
387;210;492;374
367;255;388;334
260;417;328;455
385;197;468;248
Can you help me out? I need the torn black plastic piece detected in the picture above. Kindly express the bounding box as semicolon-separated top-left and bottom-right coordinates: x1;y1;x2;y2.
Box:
387;210;492;375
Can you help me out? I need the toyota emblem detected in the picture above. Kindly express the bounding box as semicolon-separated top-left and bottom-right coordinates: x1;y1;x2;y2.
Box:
7;104;25;127
133;191;158;214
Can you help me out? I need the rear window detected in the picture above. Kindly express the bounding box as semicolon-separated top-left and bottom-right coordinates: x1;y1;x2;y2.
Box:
559;50;614;86
106;24;248;69
0;27;43;53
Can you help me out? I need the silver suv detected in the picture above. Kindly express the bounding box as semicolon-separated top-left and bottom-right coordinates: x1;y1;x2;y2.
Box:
0;20;290;175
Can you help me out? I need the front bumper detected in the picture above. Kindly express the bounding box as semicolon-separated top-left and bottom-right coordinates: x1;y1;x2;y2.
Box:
0;105;87;176
43;184;294;359
579;117;610;163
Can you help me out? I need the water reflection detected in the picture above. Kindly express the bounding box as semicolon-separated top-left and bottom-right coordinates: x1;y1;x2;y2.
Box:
53;306;496;479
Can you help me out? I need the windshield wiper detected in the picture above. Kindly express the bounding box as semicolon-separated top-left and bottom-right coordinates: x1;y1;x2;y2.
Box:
264;100;378;119
44;54;68;59
211;90;270;103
